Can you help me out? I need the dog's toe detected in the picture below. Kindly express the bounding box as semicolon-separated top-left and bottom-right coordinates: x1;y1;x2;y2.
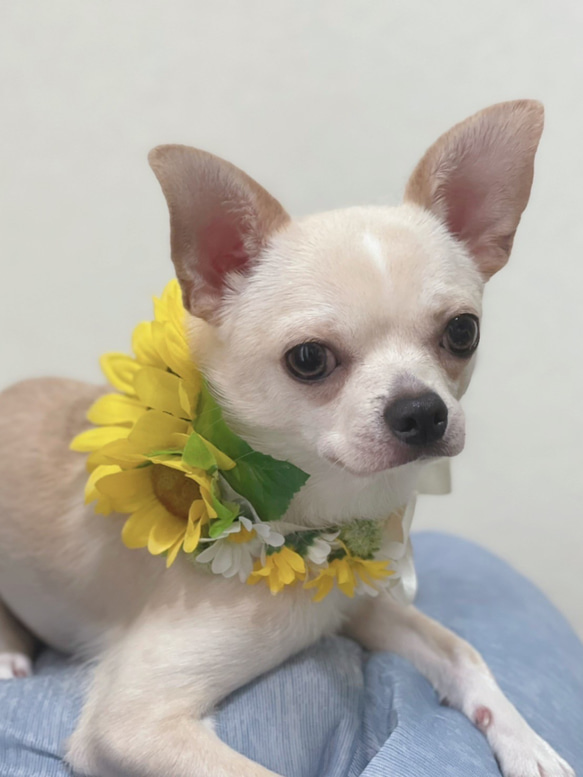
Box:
0;652;33;680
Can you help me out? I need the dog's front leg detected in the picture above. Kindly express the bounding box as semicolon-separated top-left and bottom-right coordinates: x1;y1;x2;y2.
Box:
64;577;329;777
67;634;285;777
346;593;574;777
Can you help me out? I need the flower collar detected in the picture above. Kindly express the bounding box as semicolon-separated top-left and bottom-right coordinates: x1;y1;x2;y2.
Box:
71;281;414;602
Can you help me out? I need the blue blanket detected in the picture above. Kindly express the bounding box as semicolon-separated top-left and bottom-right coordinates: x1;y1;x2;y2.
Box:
1;532;582;776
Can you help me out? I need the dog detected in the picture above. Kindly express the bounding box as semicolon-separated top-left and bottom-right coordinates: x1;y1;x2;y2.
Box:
0;100;575;777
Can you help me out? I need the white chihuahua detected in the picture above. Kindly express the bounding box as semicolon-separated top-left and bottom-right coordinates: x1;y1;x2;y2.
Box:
0;100;575;777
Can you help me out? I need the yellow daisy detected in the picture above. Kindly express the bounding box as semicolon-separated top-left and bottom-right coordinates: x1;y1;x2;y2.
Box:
247;546;306;594
304;554;394;602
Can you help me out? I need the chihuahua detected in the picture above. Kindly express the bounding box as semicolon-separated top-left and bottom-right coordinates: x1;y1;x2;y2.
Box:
0;100;575;777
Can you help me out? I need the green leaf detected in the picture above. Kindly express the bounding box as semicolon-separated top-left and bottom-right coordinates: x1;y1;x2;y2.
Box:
207;480;239;537
182;432;218;473
193;379;310;522
222;450;309;523
208;503;240;538
193;382;251;459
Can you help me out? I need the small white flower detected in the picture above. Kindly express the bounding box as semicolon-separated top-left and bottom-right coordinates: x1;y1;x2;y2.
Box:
195;512;285;583
305;530;339;566
306;537;334;566
196;521;261;582
253;521;285;548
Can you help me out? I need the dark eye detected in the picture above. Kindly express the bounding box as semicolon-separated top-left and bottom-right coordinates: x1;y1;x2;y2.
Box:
285;342;338;382
442;314;480;357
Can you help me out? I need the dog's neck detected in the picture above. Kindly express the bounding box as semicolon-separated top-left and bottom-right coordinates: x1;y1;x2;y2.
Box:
224;421;422;529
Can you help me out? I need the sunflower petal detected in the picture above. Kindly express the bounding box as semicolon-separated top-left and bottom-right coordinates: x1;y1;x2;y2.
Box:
154;279;186;332
166;537;184;568
99;353;141;395
147;511;186;555
87;393;146;426
128;410;188;452
85;438;145;468
152;319;199;388
84;464;121;514
121;500;164;548
132;321;165;368
71;426;130;453
95;468;153;512
134;367;188;419
183;501;205;553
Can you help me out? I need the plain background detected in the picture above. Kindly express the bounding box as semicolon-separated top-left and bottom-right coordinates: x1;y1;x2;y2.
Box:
1;1;581;636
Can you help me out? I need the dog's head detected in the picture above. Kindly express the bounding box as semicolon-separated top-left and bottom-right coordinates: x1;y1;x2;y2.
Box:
149;101;543;493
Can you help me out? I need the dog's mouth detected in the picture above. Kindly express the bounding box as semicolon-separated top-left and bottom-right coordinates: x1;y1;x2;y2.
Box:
323;438;463;478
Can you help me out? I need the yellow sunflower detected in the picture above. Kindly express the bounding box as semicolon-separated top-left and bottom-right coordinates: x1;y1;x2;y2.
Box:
77;405;235;566
70;280;236;566
96;459;215;568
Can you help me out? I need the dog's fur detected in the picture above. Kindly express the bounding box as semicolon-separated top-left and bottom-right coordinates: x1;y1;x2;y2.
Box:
0;101;575;777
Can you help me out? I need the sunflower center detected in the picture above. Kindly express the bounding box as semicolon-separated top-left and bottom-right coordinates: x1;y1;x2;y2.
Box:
151;465;201;521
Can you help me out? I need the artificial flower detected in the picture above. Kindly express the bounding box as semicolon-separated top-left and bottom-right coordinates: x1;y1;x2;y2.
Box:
196;515;285;582
94;461;216;567
76;404;237;567
247;546;306;594
306;532;339;565
304;553;394;602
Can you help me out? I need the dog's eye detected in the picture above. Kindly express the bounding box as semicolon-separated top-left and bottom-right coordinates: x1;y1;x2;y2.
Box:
285;342;337;382
442;314;480;357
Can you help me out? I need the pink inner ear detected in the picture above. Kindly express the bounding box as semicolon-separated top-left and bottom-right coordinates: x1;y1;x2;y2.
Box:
444;178;484;239
199;215;251;290
441;153;498;243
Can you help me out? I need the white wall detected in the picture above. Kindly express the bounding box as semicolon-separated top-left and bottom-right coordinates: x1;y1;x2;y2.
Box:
1;1;582;635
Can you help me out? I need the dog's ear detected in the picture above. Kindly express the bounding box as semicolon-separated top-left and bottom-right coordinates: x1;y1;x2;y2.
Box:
404;100;544;279
149;146;290;320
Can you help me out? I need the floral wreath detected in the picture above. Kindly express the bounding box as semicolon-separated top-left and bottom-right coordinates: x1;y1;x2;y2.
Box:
71;281;404;601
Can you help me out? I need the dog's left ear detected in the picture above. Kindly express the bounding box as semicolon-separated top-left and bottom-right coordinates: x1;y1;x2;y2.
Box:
149;145;290;321
404;100;544;279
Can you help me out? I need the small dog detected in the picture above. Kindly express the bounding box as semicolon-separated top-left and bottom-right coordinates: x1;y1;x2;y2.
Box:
0;100;575;777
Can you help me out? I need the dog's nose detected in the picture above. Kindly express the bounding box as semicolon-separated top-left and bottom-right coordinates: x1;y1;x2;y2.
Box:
384;392;448;446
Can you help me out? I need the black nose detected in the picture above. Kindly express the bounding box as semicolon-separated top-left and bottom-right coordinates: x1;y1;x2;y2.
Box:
384;392;448;446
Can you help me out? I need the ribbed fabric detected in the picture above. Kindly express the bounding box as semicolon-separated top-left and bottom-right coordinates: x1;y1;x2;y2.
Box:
0;532;581;777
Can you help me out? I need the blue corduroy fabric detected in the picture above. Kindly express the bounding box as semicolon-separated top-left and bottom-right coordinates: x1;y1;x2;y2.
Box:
0;532;581;777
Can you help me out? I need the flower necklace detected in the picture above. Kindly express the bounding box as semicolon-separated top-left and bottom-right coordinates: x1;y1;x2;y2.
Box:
71;281;414;602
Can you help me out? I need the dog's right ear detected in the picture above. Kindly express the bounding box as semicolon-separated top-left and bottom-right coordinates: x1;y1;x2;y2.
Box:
404;100;544;280
148;146;289;321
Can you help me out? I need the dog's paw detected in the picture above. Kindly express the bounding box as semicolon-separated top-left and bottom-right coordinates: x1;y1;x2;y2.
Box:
0;652;33;680
492;727;575;777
